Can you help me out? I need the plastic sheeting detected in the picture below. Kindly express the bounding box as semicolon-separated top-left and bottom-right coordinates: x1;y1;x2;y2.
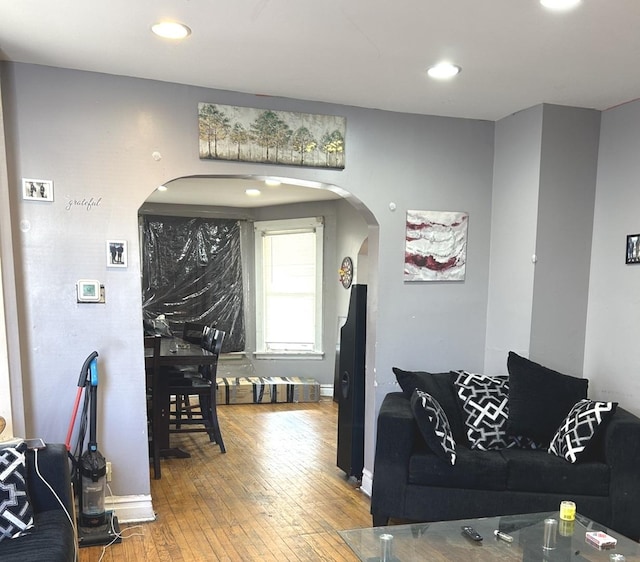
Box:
141;215;245;353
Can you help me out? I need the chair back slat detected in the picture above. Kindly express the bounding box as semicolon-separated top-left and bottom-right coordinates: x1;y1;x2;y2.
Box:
200;329;225;381
144;335;162;478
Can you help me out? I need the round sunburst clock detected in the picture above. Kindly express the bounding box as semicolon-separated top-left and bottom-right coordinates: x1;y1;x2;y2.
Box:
339;256;353;289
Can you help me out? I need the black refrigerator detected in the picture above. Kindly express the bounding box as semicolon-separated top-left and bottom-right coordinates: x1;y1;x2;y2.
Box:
336;284;367;479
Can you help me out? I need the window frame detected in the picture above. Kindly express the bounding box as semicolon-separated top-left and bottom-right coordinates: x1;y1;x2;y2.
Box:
254;217;324;359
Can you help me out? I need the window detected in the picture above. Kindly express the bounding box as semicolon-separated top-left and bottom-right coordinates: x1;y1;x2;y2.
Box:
254;217;324;356
141;215;245;353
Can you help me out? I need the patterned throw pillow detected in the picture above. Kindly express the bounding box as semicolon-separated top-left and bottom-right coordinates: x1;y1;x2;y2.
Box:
454;371;537;451
0;441;34;542
410;390;456;465
549;399;617;463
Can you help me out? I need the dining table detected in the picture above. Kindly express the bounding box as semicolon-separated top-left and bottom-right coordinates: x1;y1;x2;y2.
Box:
145;336;217;459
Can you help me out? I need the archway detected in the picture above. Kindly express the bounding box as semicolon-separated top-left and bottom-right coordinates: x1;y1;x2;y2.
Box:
138;174;379;491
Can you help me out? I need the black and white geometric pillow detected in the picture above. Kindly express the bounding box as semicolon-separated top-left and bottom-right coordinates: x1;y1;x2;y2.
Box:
0;441;34;542
549;399;617;463
454;371;538;451
410;390;456;465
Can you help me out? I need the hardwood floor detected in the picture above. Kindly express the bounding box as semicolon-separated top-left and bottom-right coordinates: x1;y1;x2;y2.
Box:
79;398;371;561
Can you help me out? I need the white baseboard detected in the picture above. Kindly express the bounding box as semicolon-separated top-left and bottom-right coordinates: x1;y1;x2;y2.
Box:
360;468;373;497
105;494;155;524
320;384;333;397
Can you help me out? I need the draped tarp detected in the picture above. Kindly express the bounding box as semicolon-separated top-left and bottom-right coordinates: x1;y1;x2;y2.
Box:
141;215;245;353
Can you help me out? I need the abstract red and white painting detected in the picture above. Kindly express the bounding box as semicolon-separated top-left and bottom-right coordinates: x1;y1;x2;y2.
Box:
404;210;468;281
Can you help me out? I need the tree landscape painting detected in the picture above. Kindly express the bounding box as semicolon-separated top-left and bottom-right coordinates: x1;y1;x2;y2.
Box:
198;103;346;169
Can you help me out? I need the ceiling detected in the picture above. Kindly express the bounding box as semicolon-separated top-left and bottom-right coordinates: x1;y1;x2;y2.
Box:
3;0;640;206
3;1;640;122
145;177;342;208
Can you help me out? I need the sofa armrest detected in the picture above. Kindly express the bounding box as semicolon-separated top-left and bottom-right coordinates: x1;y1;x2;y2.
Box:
603;407;640;540
370;392;417;523
374;392;416;465
26;443;73;516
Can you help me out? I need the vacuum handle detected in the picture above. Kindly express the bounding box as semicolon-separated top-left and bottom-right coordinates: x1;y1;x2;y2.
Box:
77;351;99;387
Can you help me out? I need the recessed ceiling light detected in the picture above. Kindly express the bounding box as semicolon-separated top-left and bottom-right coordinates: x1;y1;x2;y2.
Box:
245;188;261;197
151;21;191;40
157;185;168;192
427;62;462;80
540;0;581;10
265;179;281;187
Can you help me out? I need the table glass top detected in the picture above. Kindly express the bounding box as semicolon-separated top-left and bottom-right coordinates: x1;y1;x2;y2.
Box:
339;512;640;561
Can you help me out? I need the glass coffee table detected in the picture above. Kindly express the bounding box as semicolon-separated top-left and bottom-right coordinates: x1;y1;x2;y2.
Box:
339;512;640;561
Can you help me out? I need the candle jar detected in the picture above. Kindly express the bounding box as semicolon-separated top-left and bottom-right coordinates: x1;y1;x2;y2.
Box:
559;500;576;521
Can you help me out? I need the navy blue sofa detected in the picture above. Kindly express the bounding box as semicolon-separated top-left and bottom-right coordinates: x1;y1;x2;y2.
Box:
0;443;75;562
370;391;640;542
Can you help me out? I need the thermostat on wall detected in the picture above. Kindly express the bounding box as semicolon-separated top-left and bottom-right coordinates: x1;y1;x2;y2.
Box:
77;279;101;303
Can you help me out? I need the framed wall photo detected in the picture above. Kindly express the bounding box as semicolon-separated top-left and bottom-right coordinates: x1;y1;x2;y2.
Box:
626;234;640;264
22;178;54;201
106;240;127;268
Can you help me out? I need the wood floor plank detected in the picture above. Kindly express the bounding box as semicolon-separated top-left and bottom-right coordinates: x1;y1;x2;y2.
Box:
79;399;369;561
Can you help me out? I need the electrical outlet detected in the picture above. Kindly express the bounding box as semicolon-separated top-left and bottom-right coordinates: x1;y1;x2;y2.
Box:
106;461;112;482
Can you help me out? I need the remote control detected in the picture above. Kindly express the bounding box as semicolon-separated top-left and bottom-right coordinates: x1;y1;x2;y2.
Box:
462;526;483;542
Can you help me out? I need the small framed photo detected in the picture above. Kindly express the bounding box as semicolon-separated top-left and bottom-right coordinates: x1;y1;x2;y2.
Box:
106;240;128;268
626;234;640;264
22;178;54;201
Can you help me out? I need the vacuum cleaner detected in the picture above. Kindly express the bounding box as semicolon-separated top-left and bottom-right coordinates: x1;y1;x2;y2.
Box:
66;351;121;547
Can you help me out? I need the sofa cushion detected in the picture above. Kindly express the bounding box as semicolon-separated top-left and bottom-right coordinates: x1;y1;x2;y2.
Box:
410;390;456;465
393;367;467;445
454;372;537;451
501;448;610;496
0;510;75;562
409;447;507;491
0;442;34;542
507;352;588;445
549;399;618;463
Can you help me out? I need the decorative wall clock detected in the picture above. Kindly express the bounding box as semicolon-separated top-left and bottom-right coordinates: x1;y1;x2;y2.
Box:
339;256;353;289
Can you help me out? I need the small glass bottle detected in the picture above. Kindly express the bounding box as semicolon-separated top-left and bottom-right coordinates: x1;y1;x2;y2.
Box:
379;533;394;561
543;518;558;550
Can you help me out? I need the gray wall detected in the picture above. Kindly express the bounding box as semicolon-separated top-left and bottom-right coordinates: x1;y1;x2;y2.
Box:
530;105;599;375
485;104;600;376
485;106;542;373
1;62;495;498
335;198;371;320
584;99;640;411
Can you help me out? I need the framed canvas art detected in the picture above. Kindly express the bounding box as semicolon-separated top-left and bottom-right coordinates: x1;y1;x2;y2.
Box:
404;210;468;282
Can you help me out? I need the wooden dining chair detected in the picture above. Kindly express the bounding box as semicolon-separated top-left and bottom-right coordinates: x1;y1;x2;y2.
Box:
168;329;226;453
170;322;211;424
144;334;162;479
